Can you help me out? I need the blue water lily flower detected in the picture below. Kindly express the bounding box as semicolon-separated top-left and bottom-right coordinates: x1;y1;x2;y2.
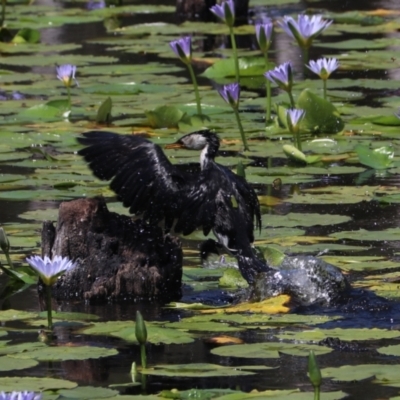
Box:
255;20;273;53
217;82;248;150
56;64;78;88
210;0;235;27
278;14;332;49
218;82;240;108
307;58;339;80
264;62;293;92
286;108;306;133
0;392;42;400
26;255;76;286
169;36;192;64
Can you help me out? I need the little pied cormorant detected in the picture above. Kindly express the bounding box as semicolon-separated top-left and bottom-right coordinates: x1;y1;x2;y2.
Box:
77;129;269;283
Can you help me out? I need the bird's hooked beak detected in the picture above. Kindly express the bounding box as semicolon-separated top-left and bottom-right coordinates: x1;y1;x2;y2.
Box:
165;141;184;150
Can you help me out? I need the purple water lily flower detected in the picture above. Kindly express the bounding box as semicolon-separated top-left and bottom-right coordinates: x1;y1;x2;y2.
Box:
307;58;339;80
286;108;305;133
56;64;78;87
218;82;240;108
26;255;76;286
169;36;192;64
264;62;293;92
278;14;332;48
0;392;42;400
210;0;235;27
255;20;273;53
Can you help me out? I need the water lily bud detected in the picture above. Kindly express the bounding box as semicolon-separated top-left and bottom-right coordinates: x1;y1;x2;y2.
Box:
210;0;235;28
286;108;306;134
218;82;240;109
255;21;273;54
135;310;148;345
308;350;322;388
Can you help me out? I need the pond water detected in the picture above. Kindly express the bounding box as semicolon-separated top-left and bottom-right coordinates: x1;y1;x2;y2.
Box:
1;0;400;398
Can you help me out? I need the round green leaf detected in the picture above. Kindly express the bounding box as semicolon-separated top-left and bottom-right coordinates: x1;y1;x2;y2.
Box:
211;342;332;359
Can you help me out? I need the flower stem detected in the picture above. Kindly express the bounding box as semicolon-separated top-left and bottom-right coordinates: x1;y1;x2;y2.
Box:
323;79;327;100
67;85;71;111
288;91;295;108
229;26;240;83
5;252;14;270
264;53;272;124
302;46;309;67
187;63;202;115
140;344;147;369
45;284;53;330
294;130;302;152
233;107;249;151
313;386;320;400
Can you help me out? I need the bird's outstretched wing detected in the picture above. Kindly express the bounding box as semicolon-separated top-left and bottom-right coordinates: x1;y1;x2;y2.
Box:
77;131;189;228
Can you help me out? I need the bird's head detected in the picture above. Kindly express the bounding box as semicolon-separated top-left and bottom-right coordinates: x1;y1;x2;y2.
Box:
165;129;220;153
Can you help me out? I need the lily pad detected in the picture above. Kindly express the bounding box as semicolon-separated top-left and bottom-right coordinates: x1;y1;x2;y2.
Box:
58;386;119;399
13;345;118;361
297;89;345;134
276;328;400;342
0;376;77;391
81;321;195;344
203;56;270;79
355;145;394;169
262;213;351;228
0;309;37;322
0;355;38;371
331;228;400;241
142;363;260;377
322;364;400;383
211;342;332;359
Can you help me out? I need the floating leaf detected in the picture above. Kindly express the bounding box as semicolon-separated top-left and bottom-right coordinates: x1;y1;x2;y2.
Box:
145;105;185;128
58;386;119;399
263;213;352;228
355;145;394;169
142;363;257;377
81;321;195;344
219;268;248;289
331;228;400;241
203;56;271;79
0;376;77;391
297;89;345;133
13;345;118;361
211;341;332;359
0;309;37;322
322;364;399;382
276;328;400;342
0;356;38;371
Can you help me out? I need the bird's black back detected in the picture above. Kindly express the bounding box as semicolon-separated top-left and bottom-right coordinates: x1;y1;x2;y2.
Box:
77;130;261;255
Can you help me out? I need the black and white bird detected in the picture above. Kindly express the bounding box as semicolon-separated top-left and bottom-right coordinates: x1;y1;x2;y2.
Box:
77;129;269;283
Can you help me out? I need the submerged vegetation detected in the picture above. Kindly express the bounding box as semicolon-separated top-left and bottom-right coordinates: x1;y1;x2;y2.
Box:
1;0;400;398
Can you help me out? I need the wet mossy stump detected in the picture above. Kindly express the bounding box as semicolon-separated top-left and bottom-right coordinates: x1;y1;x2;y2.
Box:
41;197;183;303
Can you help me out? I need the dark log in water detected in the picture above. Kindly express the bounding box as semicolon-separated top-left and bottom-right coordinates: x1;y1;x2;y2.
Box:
41;197;183;303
